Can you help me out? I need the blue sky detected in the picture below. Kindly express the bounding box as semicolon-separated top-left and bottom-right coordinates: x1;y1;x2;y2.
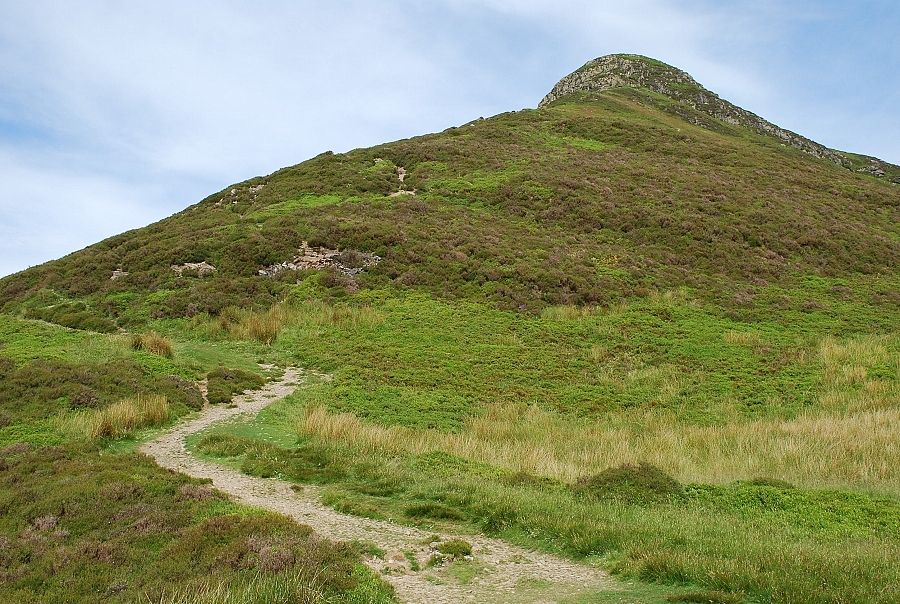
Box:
1;1;898;277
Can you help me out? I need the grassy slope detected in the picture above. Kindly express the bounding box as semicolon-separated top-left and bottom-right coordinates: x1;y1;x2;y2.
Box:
0;82;897;603
184;285;898;603
1;89;897;321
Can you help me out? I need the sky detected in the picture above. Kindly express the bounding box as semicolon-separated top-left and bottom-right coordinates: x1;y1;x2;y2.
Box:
1;1;898;277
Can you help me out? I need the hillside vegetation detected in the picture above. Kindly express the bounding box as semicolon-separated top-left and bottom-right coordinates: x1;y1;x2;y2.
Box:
0;55;897;603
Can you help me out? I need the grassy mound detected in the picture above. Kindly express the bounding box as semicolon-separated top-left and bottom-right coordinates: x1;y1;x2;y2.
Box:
574;462;684;504
206;367;265;405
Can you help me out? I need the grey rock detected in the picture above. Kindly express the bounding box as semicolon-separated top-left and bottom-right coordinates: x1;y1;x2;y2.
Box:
539;54;851;168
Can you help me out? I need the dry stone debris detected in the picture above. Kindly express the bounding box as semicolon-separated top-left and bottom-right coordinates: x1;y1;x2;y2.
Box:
171;261;217;277
258;241;380;278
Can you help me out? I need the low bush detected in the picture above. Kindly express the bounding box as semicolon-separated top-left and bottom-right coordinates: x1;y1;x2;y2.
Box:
0;443;394;603
435;538;472;559
428;538;473;567
206;367;265;405
573;462;683;504
24;301;117;333
0;358;200;423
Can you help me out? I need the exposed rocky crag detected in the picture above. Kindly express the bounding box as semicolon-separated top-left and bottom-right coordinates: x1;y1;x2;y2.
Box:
171;261;217;277
258;241;380;278
540;54;898;180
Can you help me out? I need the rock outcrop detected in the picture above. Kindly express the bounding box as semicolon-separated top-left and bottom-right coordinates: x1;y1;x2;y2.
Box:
258;242;380;278
171;261;217;277
540;54;852;167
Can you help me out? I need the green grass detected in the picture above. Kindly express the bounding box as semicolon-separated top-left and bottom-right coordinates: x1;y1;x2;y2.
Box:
247;193;344;221
192;406;900;603
258;283;897;432
174;282;898;603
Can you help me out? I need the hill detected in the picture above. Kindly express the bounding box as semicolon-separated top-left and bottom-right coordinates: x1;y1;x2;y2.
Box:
0;54;898;603
2;56;899;326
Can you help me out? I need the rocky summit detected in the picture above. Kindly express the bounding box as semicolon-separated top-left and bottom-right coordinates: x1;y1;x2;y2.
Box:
541;54;900;178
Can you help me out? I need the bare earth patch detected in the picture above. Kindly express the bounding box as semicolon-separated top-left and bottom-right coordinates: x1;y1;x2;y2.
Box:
141;368;611;603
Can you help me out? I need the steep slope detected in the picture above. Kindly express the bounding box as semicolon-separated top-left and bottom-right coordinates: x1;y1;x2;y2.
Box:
1;54;897;329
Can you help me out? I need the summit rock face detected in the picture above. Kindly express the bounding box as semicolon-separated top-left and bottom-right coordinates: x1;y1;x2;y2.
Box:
540;54;852;167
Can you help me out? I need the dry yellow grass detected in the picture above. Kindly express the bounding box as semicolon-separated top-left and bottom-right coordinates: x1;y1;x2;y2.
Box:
540;305;596;321
62;395;170;439
217;302;383;344
299;334;899;492
130;331;174;357
300;404;899;491
723;329;764;347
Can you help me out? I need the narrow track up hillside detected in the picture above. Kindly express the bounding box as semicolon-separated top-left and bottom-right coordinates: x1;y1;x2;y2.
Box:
142;368;611;603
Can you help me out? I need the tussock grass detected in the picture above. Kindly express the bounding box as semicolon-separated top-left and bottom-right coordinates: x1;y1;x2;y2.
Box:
63;394;170;439
540;305;595;321
155;571;323;604
215;302;382;344
301;404;900;491
130;331;174;357
819;335;894;392
722;330;764;347
219;305;291;344
299;332;899;491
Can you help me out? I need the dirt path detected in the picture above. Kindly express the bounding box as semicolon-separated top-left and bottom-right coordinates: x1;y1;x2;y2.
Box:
141;368;611;603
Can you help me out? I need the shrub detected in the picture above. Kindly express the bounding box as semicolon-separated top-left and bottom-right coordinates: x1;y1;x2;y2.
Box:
0;358;190;422
428;538;473;567
130;332;174;358
0;440;396;602
574;462;683;504
206;367;265;405
159;375;204;411
435;538;472;558
177;483;218;502
25;302;117;333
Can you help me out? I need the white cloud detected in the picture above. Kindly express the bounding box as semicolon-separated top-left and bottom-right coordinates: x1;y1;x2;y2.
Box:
0;147;170;277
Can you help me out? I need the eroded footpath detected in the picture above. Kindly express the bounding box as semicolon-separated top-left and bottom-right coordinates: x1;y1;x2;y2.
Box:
141;367;611;603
